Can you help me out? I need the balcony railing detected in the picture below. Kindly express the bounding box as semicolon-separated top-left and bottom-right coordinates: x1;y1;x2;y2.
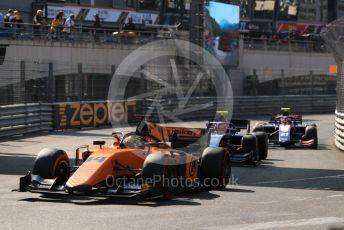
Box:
243;37;328;53
0;22;175;44
0;22;329;53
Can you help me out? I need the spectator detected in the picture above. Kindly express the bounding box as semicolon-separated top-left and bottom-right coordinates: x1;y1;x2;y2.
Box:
0;12;3;28
123;17;136;31
4;9;14;28
33;9;46;38
93;14;101;42
11;11;23;24
10;10;24;36
50;11;64;39
33;10;46;26
62;14;75;40
93;14;101;29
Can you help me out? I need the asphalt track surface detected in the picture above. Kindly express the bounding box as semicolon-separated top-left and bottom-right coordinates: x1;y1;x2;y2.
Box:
1;114;344;230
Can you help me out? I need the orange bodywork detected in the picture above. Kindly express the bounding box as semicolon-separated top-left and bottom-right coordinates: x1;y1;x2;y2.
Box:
67;148;146;188
143;121;205;141
66;121;201;189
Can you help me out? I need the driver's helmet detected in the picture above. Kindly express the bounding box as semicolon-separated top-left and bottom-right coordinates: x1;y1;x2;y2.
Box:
280;117;287;125
214;111;229;122
122;134;145;148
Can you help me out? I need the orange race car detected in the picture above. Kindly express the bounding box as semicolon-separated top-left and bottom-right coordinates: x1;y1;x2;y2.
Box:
18;120;231;199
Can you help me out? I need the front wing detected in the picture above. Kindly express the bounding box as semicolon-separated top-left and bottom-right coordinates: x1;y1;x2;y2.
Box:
18;172;147;198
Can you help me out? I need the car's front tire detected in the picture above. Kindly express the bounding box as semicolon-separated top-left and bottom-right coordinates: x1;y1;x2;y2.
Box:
305;124;318;149
242;134;259;165
200;147;231;189
32;148;70;181
254;132;268;160
142;154;178;198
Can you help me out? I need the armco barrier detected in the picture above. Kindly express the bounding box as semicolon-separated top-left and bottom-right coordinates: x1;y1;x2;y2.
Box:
0;103;53;138
142;95;336;122
335;110;344;151
0;95;336;138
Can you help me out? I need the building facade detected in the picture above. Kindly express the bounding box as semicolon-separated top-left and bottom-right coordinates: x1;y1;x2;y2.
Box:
1;0;343;31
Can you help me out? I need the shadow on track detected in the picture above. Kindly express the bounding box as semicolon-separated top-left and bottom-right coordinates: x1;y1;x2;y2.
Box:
18;187;255;206
0;128;114;144
0;153;36;175
232;162;344;192
20;196;203;207
267;143;330;151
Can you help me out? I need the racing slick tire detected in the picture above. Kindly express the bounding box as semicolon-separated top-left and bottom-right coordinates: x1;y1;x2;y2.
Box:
254;131;268;160
305;125;318;149
252;123;264;132
200;147;231;189
242;134;259;165
32;148;70;181
142;154;178;199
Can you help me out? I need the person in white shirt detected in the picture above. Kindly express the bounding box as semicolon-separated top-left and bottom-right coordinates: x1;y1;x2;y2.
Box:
4;9;14;28
62;14;75;40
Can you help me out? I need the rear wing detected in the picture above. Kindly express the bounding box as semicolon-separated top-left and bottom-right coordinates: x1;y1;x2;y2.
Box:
136;120;205;142
270;113;302;123
231;119;250;132
206;119;250;133
165;127;205;142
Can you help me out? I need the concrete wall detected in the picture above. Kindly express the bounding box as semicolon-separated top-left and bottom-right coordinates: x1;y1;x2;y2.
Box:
0;40;142;87
0;38;336;96
230;47;336;96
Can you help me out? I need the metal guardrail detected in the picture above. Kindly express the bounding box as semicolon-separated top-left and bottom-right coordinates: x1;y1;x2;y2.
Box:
142;95;336;122
233;95;335;116
0;95;336;138
0;103;53;138
335;110;344;151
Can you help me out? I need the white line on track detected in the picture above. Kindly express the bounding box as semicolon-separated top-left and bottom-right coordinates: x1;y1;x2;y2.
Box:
328;194;344;198
246;174;344;185
207;217;344;230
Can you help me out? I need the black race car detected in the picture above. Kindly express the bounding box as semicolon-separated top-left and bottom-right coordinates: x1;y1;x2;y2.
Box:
205;118;268;165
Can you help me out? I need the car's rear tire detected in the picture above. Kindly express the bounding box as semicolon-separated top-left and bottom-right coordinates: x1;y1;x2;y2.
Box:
305;125;318;149
254;132;268;160
242;134;259;165
32;148;70;181
200;147;231;189
142;154;177;198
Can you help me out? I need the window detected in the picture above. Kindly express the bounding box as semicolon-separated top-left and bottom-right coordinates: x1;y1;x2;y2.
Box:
278;0;299;21
253;0;275;20
80;0;92;5
298;0;316;22
241;0;250;19
339;0;344;19
320;0;327;22
94;0;112;7
65;0;92;6
113;0;134;8
138;0;159;11
297;0;327;23
64;0;80;4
